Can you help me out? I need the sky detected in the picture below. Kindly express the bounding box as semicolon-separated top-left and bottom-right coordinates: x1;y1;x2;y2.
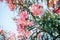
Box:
0;0;18;35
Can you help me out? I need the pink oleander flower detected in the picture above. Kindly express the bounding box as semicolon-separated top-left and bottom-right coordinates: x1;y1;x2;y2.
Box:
17;25;25;36
38;8;44;16
25;30;31;37
27;20;34;26
17;17;25;24
17;24;24;30
55;8;60;15
18;29;25;35
17;11;28;26
17;11;34;37
8;3;16;11
20;11;28;19
29;3;44;16
17;17;27;26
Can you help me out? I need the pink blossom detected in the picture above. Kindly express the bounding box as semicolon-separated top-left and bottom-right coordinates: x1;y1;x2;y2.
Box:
17;11;34;37
18;29;25;34
17;24;24;30
20;11;28;19
25;30;31;37
27;20;34;26
17;17;25;25
8;3;16;11
38;8;44;16
29;3;44;16
17;11;28;26
55;8;60;15
17;17;27;26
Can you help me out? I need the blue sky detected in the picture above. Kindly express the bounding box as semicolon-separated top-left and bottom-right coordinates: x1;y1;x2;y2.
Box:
0;1;18;34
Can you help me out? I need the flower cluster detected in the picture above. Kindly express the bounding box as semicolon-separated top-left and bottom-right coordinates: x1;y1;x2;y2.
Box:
17;11;34;37
29;3;44;16
17;11;34;27
5;0;16;11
